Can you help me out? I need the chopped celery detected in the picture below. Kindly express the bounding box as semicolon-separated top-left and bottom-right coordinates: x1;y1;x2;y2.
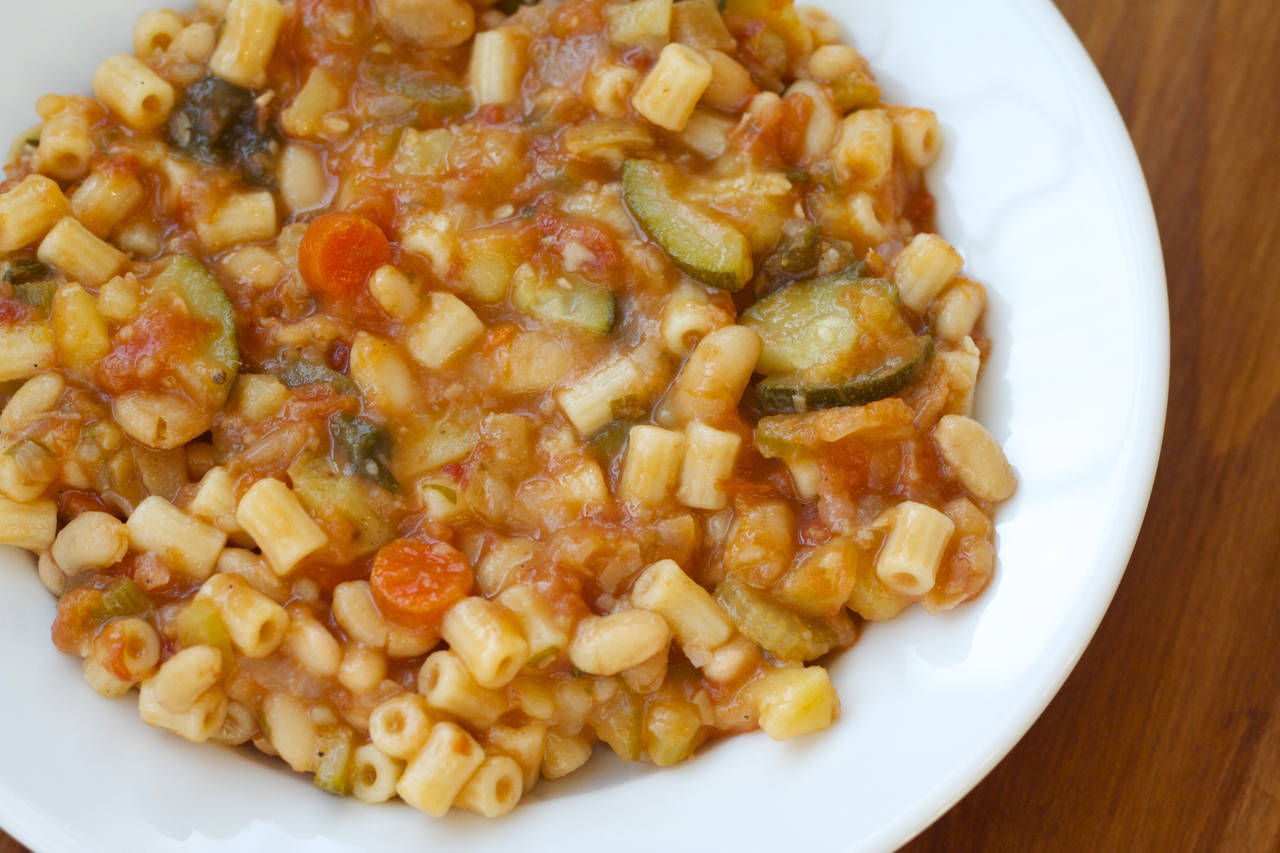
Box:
418;83;471;118
589;684;644;761
609;395;650;422
97;577;150;620
422;482;458;504
525;645;562;670
760;220;822;296
587;419;635;468
829;72;882;113
396;412;478;477
644;695;704;766
770;220;821;275
4;259;52;285
715;578;838;662
173;598;234;660
390;75;471;118
314;729;355;796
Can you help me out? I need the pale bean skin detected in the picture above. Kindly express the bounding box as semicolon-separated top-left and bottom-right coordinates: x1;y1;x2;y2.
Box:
51;511;128;574
152;645;223;712
933;415;1017;502
373;0;475;48
285;605;342;677
568;609;671;676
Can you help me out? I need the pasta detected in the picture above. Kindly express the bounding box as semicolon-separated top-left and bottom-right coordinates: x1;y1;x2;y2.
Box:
0;0;1015;822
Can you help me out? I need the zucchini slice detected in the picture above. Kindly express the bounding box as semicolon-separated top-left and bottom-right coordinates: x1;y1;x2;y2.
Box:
12;279;58;313
742;271;932;414
715;577;839;662
622;159;753;291
512;270;616;335
741;270;871;374
755;335;933;414
289;454;398;558
153;255;240;380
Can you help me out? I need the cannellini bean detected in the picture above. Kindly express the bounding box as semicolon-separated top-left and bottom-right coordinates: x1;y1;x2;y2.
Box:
51;511;129;573
932;415;1016;502
568;609;671;676
373;0;475;48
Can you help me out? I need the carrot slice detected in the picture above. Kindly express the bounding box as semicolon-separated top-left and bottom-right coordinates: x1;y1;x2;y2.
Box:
298;212;392;298
369;537;474;631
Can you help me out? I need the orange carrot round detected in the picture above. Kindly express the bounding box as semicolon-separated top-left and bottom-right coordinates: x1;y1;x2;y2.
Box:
298;212;392;298
370;537;473;631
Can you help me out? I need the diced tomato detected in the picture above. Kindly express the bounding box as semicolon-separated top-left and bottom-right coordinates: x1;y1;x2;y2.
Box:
775;92;814;165
483;322;519;351
369;537;474;631
517;561;588;624
326;338;350;372
298;212;392;298
903;182;937;232
96;297;210;395
342;188;397;235
51;587;105;655
535;212;622;278
732;90;813;166
476;104;512;125
0;294;37;324
56;489;114;525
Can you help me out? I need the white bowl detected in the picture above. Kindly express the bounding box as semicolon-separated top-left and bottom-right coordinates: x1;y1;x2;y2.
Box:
0;0;1167;850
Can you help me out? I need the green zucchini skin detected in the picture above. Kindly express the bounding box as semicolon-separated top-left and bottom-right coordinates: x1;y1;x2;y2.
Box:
741;270;872;375
754;335;933;414
743;270;933;414
621;159;753;292
511;270;617;335
715;577;839;662
153;255;241;380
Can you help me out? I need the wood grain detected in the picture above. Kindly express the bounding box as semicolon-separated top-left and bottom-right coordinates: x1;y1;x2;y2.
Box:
5;2;1279;851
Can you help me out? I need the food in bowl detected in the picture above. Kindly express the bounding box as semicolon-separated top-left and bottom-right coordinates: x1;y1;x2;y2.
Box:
0;0;1015;819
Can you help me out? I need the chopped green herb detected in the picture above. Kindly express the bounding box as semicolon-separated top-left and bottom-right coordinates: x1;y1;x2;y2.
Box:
329;413;399;492
588;419;635;467
269;355;356;395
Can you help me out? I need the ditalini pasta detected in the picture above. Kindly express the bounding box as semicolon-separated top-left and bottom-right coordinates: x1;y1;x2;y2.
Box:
0;0;1014;820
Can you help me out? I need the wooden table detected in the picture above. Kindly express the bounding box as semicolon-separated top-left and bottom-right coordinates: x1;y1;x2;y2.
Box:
4;1;1279;851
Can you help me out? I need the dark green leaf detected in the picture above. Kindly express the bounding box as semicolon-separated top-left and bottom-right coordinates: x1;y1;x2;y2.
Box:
329;413;398;492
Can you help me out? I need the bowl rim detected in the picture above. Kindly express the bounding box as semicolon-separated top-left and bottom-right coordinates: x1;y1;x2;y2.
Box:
0;0;1169;850
865;1;1169;847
